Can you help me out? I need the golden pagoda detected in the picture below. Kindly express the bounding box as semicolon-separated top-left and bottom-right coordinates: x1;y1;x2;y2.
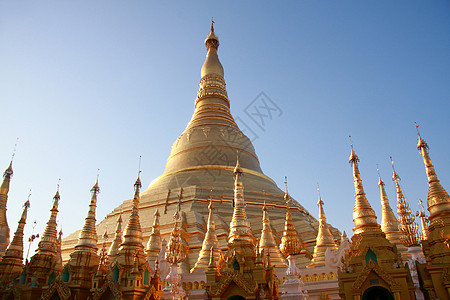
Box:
61;177;101;299
377;168;408;258
62;20;340;271
205;158;279;299
191;199;222;272
0;197;29;288
107;214;123;261
18;186;64;300
0;160;13;258
146;208;161;269
91;174;162;300
307;187;337;268
258;201;287;268
338;139;416;300
414;124;450;299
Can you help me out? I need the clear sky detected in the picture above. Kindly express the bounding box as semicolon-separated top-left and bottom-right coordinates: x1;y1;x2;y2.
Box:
1;1;449;257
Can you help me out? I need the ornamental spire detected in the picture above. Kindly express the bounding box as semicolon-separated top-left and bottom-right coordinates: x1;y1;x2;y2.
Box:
280;177;303;257
2;196;30;262
201;18;223;78
228;157;256;259
146;209;161;265
119;167;145;257
0;196;30;283
192;198;222;272
258;200;287;267
391;157;421;247
75;174;100;251
0;145;16;256
165;207;186;264
348;137;380;235
415;122;450;220
107;214;123;260
36;182;61;255
308;186;337;268
377;167;405;253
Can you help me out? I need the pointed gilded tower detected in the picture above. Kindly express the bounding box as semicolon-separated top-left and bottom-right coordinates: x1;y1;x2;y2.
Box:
227;156;257;261
65;176;101;299
338;138;416;300
107;214;123;261
414;123;450;299
348;140;380;234
19;185;64;299
258;201;287;268
0;160;13;257
117;173;146;264
308;187;337;268
191;200;222;272
0;197;29;285
390;158;421;248
279;178;303;258
146;209;161;268
378;168;407;257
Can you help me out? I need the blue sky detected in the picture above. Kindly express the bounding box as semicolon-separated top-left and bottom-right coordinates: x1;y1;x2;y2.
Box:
0;1;449;256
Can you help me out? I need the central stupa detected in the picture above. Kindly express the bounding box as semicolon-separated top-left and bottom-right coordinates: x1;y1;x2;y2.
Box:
62;23;340;270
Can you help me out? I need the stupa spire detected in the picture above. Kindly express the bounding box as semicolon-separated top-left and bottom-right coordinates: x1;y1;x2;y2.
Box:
2;196;30;261
192;198;222;272
377;166;406;257
0;196;30;283
165;207;186;264
280;177;303;257
36;182;61;255
146;208;161;265
107;214;123;260
75;174;100;251
390;157;421;247
0;142;17;257
228;157;256;258
258;200;287;267
201;17;223;78
348;137;380;234
308;185;337;267
119;168;145;257
415;122;450;220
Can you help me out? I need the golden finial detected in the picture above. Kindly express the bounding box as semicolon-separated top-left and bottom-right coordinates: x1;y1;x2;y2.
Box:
390;156;401;182
415;122;429;150
349;135;359;163
284;176;291;205
211;17;214;32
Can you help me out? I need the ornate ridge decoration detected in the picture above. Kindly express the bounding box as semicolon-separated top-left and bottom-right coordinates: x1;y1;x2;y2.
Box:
390;157;422;247
41;277;71;300
92;278;122;300
352;259;400;290
208;273;258;296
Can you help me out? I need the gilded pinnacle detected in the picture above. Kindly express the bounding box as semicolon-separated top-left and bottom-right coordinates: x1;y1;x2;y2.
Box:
192;199;221;272
75;177;100;251
348;140;380;235
259;201;287;267
414;124;450;220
